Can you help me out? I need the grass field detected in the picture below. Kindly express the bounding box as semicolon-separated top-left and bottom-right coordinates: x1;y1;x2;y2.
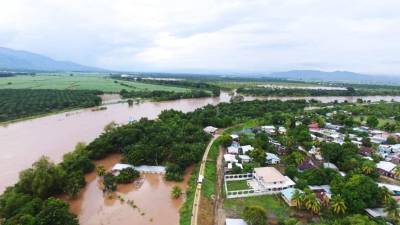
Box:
224;195;291;221
0;74;189;93
226;180;249;191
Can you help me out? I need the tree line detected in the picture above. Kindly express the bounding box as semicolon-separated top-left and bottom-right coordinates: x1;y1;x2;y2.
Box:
0;89;102;122
237;87;400;97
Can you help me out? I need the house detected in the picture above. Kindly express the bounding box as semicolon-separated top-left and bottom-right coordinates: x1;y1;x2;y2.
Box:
224;154;238;163
323;162;338;170
230;134;239;141
365;208;387;219
278;126;287;134
225;218;248;225
377;161;397;178
253;167;295;192
239;155;251;163
241;145;254;154
359;147;374;156
203;126;218;134
112;163;134;172
325;123;342;130
298;160;317;172
309;185;332;199
371;136;386;144
378;183;400;196
266;153;281;164
261;125;275;134
308;122;320;130
228;141;240;154
281;188;303;207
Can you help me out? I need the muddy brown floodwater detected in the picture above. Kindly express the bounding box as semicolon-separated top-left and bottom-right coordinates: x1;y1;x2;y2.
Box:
66;154;192;225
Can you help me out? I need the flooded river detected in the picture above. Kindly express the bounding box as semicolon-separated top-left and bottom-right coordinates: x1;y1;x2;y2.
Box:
1;92;400;192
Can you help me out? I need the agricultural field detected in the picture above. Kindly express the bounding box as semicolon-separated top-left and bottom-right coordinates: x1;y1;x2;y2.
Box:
0;74;189;93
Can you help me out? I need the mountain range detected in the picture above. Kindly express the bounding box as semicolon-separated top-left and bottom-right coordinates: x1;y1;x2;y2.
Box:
0;47;102;72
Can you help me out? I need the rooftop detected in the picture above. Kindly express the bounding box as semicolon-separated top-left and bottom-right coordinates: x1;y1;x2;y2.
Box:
254;167;286;183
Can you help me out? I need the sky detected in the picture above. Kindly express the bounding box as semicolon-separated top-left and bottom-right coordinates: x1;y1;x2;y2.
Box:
0;0;400;75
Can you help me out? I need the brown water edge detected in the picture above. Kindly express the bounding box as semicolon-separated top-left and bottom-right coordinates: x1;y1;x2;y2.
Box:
65;153;193;225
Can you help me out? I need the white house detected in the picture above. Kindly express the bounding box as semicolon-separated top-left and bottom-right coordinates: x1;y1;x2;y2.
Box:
241;145;254;154
239;155;251;163
203;126;218;134
225;218;248;225
266;153;281;164
377;161;397;178
323;162;339;170
278;126;287;134
224;154;238;163
252;167;295;192
230;134;239;140
261;125;275;134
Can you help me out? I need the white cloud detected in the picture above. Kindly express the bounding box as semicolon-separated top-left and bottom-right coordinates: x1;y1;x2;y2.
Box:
0;0;400;74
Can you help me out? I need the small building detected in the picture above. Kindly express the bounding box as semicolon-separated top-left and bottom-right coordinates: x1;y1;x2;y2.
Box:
365;208;387;219
230;134;239;141
281;187;303;207
203;126;218;134
308;122;320;130
298;160;317;172
359;147;374;156
278;126;287;134
266;152;281;164
225;218;248;225
241;145;254;154
224;154;238;163
239;155;251;163
261;125;275;134
377;161;397;178
323;162;339;170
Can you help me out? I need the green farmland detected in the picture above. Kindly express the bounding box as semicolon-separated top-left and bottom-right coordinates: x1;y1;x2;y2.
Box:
0;74;189;93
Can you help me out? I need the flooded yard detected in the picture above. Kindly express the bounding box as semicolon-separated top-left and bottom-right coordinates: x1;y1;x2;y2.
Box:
67;154;192;225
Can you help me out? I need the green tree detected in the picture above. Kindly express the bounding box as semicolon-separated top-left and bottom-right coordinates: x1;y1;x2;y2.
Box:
248;148;266;166
96;165;106;177
17;157;64;198
102;173;117;193
36;198;78;225
366;116;379;128
242;206;267;225
63;172;85;198
171;186;182;199
361;160;376;175
384;198;400;224
292;189;303;209
330;194;347;214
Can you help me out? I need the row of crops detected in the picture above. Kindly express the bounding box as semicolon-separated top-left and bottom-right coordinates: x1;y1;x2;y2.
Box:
0;89;102;122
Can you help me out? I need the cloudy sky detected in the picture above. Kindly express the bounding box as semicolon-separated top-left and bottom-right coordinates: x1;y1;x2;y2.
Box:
1;0;400;74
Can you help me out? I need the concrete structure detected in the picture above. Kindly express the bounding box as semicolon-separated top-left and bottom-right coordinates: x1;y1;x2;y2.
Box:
225;218;248;225
281;188;302;206
203;126;218;134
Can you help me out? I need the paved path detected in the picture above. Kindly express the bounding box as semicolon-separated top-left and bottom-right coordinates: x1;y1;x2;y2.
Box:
191;133;220;225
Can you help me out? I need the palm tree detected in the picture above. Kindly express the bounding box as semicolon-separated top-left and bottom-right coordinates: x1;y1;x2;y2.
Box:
321;194;330;208
292;189;304;209
303;192;320;214
384;198;400;223
380;187;393;204
394;166;400;178
331;194;347;215
361;161;375;175
171;186;182;199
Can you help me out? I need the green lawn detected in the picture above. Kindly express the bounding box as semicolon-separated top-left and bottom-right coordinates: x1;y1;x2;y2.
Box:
224;195;291;221
226;180;249;191
0;74;189;93
202;139;221;199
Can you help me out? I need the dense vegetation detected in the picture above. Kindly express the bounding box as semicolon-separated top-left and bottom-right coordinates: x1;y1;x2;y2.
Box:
0;89;102;122
120;89;212;101
0;99;307;225
237;86;400;97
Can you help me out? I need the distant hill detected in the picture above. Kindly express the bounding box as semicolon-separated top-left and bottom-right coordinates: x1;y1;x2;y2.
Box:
264;70;400;85
0;47;103;72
